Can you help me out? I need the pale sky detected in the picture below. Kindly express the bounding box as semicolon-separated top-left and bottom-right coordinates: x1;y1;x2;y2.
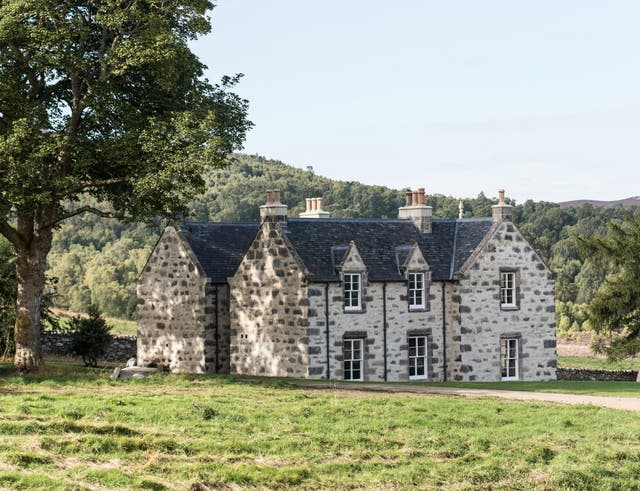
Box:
192;1;640;203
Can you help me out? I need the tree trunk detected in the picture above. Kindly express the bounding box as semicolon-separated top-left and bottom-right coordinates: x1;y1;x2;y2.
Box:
13;233;52;373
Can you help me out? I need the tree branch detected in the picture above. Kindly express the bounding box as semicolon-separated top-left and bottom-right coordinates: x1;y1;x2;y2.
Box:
0;218;26;250
47;206;114;227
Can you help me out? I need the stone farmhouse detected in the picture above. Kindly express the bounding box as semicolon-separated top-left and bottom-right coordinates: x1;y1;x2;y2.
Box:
137;188;557;382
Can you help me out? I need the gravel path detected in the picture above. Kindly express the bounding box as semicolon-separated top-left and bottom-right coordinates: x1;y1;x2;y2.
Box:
292;381;640;412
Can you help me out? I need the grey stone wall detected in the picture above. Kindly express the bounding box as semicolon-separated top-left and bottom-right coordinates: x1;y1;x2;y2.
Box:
214;284;231;373
385;282;444;382
306;281;446;382
229;222;310;377
42;332;136;362
444;282;463;381
456;221;557;381
557;367;638;382
137;226;218;373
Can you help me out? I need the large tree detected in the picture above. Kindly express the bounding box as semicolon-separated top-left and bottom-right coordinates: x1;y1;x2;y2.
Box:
578;215;640;360
0;0;251;371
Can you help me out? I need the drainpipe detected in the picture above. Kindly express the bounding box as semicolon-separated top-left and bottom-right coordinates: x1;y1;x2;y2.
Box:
441;283;447;382
215;284;219;372
383;282;388;381
325;283;330;379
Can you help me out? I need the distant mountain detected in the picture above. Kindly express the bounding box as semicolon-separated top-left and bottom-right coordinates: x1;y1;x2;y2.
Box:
558;197;640;208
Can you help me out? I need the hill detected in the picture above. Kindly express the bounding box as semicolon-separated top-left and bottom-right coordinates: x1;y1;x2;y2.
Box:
558;197;640;208
4;154;640;341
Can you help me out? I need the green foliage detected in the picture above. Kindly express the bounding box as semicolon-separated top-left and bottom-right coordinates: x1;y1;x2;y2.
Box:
578;215;640;360
0;0;251;369
67;306;113;367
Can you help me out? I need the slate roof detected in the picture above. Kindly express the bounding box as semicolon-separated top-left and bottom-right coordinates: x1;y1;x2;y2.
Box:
180;222;259;283
180;217;494;283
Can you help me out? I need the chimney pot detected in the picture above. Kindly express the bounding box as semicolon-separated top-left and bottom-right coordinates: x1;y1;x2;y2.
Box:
260;189;288;224
299;196;330;219
399;188;433;233
492;189;513;222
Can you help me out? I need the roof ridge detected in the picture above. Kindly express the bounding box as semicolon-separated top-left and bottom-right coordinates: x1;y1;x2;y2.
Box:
183;221;259;227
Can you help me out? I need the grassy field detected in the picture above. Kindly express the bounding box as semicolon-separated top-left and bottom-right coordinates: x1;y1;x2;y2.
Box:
558;355;640;371
1;361;639;490
51;310;137;336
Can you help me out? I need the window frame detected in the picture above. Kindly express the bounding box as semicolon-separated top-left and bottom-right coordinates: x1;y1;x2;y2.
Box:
408;272;426;311
408;335;428;380
500;338;519;381
343;338;364;381
500;270;517;309
343;273;362;312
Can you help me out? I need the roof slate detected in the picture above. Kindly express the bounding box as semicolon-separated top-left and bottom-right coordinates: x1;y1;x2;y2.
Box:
181;222;258;283
180;217;495;284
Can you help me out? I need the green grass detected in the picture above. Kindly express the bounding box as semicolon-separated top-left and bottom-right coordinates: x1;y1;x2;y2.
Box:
105;317;137;336
0;360;639;489
558;355;640;371
53;313;137;336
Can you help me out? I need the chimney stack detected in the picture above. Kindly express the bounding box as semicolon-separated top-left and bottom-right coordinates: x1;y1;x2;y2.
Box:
491;188;513;222
299;196;330;219
260;188;288;225
398;187;433;233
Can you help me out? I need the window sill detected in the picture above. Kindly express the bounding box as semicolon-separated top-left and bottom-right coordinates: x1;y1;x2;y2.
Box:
344;308;363;314
408;306;428;313
500;305;519;311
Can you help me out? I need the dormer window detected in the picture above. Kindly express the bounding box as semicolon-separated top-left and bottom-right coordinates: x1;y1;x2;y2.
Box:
344;273;361;311
408;272;425;310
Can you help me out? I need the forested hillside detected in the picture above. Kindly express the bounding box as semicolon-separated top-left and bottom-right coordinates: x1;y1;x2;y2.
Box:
5;154;639;337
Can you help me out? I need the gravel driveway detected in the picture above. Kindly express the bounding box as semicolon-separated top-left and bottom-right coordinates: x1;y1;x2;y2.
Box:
292;381;640;412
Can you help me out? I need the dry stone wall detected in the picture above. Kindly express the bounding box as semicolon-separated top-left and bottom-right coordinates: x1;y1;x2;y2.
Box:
557;367;638;382
42;332;136;362
229;223;310;377
457;221;556;381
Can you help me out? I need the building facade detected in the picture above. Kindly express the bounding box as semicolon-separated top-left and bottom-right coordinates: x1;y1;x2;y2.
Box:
137;189;557;381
